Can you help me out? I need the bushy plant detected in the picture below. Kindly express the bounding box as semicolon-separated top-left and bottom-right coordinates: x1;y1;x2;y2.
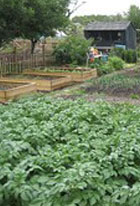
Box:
97;62;114;76
123;50;137;63
90;58;102;69
54;35;92;65
109;56;125;70
110;48;137;63
136;49;140;58
1;96;140;205
110;48;124;59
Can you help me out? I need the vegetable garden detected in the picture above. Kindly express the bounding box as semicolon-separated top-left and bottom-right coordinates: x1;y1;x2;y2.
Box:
85;68;140;97
1;1;140;205
2;73;72;92
1;96;140;206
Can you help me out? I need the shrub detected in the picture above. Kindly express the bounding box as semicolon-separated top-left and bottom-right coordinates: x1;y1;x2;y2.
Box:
96;56;124;76
110;48;137;63
137;49;140;58
109;56;125;70
123;50;137;63
97;62;114;76
90;58;102;69
54;35;92;65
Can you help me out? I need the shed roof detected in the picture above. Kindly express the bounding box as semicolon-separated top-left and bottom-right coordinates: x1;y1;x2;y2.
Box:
84;21;132;31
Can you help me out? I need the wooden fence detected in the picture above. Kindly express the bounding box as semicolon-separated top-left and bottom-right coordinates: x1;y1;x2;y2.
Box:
0;40;59;76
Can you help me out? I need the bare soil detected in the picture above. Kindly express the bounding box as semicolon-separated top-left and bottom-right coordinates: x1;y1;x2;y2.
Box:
50;67;140;105
0;83;24;90
5;74;63;80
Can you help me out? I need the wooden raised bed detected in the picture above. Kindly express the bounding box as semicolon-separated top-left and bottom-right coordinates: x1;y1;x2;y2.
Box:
23;68;97;82
0;80;36;102
2;74;72;91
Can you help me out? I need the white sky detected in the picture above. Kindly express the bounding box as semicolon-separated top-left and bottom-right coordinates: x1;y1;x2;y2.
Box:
72;0;140;17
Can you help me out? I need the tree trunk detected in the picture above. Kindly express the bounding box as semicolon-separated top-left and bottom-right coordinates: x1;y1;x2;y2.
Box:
31;39;37;54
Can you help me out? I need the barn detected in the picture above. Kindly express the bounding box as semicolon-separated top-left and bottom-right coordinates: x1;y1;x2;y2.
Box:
84;21;136;50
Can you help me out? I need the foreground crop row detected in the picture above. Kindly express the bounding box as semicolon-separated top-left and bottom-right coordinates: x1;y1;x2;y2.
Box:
0;96;140;206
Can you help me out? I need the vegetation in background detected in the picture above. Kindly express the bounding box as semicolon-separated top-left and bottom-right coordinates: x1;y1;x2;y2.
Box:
54;35;92;65
72;4;140;45
86;71;140;97
20;0;72;54
0;0;24;47
127;5;140;45
110;48;137;63
0;0;73;53
64;21;84;37
90;56;125;76
109;56;125;70
72;14;125;26
96;63;114;76
1;96;140;205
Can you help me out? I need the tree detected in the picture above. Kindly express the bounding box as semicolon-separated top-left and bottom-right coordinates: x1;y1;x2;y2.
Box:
64;21;84;37
127;5;140;44
19;0;72;53
0;0;24;46
0;0;73;53
72;14;125;27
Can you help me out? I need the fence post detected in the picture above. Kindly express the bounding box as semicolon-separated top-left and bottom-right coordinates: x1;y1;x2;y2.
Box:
42;44;45;67
13;46;17;73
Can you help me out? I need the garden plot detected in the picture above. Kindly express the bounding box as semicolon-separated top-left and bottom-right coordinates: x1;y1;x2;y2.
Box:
3;73;72;91
51;67;140;105
23;67;97;82
0;80;36;102
1;96;140;206
85;68;140;98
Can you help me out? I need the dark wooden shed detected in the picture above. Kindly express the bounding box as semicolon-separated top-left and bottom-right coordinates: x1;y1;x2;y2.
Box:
84;21;136;50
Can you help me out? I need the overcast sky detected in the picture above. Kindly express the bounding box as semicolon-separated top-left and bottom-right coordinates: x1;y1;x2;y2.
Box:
72;0;140;17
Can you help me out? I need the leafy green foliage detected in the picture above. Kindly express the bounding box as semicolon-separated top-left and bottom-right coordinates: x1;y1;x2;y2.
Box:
21;0;71;53
95;56;124;76
72;14;125;26
97;62;114;76
123;50;137;63
127;5;140;44
1;96;140;205
0;0;71;51
86;72;140;96
109;56;125;70
0;0;24;46
54;35;92;65
110;48;137;63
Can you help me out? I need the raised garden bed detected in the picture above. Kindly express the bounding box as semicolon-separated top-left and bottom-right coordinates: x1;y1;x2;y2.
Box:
23;68;97;82
3;74;72;91
0;80;36;102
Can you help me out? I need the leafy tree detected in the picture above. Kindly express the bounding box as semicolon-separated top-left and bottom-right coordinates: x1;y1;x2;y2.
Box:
0;0;24;46
64;21;84;36
72;14;125;26
127;5;140;44
0;0;73;53
20;0;71;53
54;35;92;65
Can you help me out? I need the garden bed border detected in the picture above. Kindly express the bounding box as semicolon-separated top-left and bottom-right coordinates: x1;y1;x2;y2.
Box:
0;79;36;102
23;68;97;82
